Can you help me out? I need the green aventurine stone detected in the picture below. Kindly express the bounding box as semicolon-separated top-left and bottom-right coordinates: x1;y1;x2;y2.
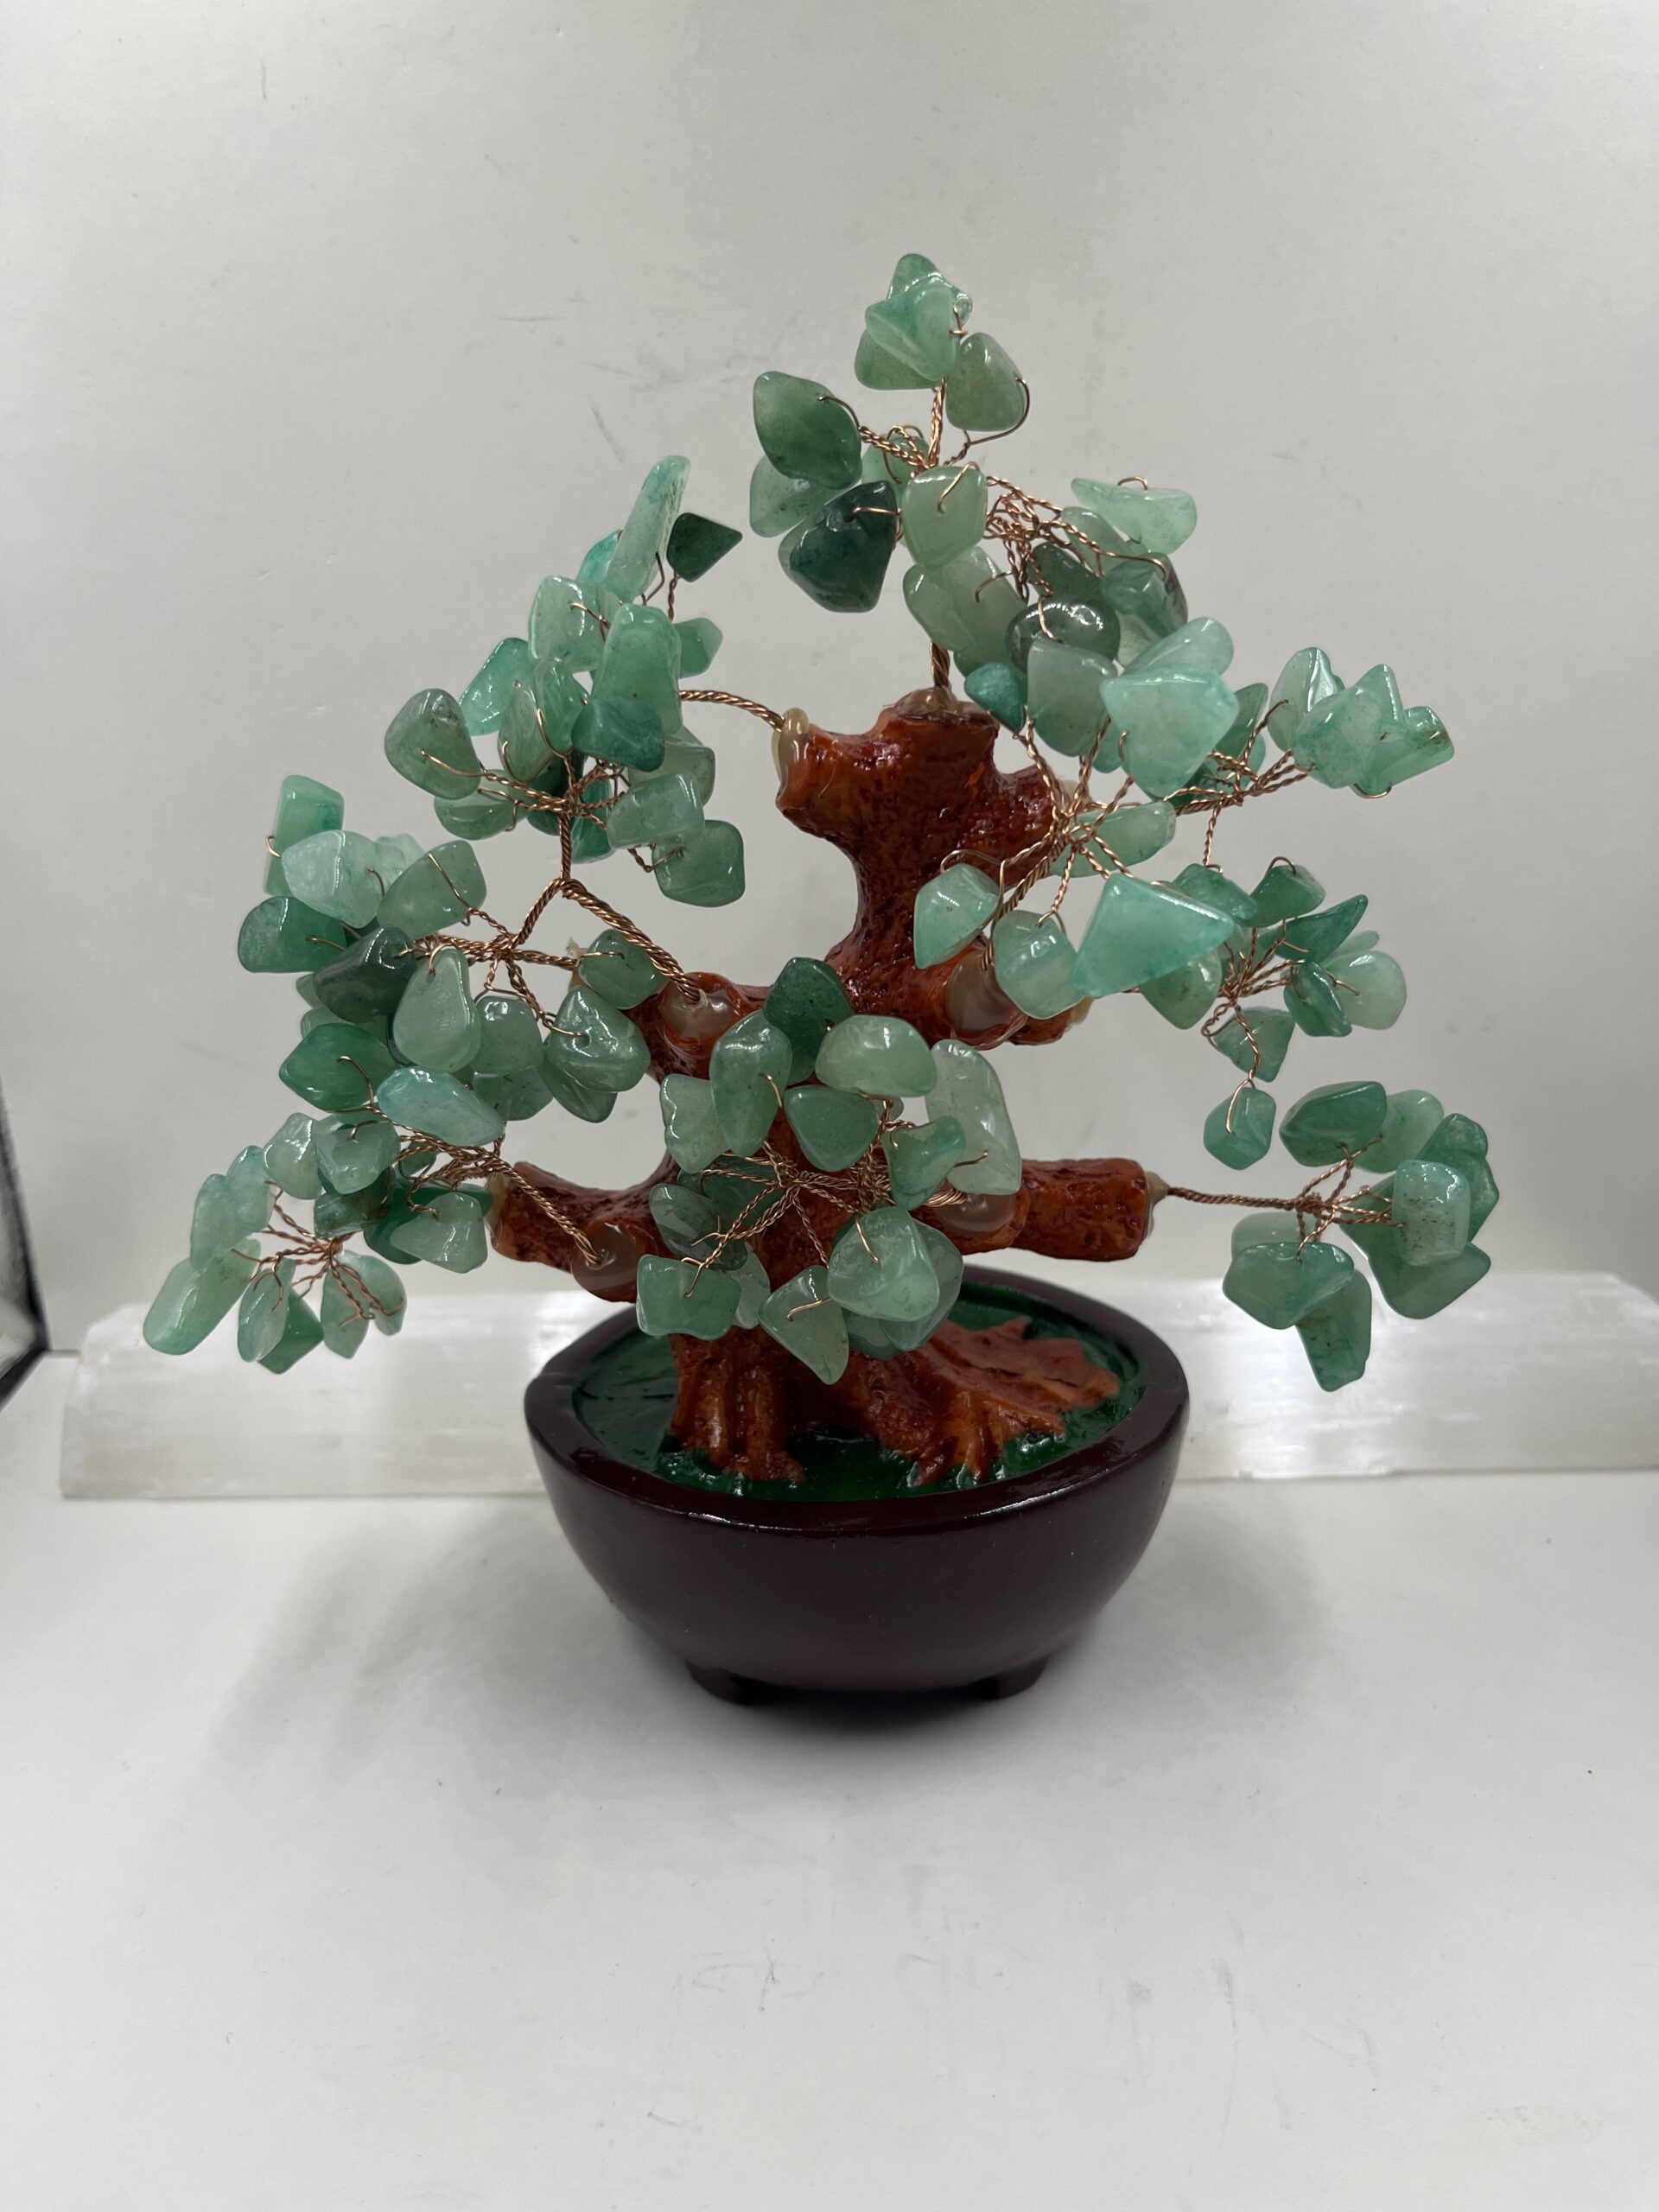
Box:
1173;864;1255;924
1346;1217;1491;1317
392;948;479;1073
532;655;587;751
648;733;717;806
753;372;861;489
902;549;1022;666
883;1117;966;1210
313;1171;393;1238
578;930;663;1011
390;1189;487;1273
901;464;988;572
784;1084;879;1172
1205;1087;1275;1168
594;603;683;734
659;1076;721;1175
144;1245;257;1354
817;1015;937;1099
1390;1160;1471;1263
1071;874;1235;998
699;1153;781;1236
280;1022;395;1111
635;1255;741;1342
1026;640;1114;756
766;958;854;1077
649;1182;719;1260
865;264;963;384
990;913;1080;1018
1325;949;1406;1030
315;1111;399;1194
1267;647;1339;749
188;1168;269;1265
1102;666;1239;798
473;1060;554;1122
1360;1089;1444;1173
1210;1007;1294;1080
278;830;385;928
237;1265;294;1363
827;1207;939;1322
312;925;413;1025
499;683;556;782
653;818;745;906
378;842;486;936
667;512;741;582
1296;1272;1373;1391
266;774;344;887
760;1267;849;1383
544;987;649;1094
472;992;543;1075
1281;1080;1389;1165
385;689;481;798
1284;964;1351;1038
1285;896;1372;961
1062;506;1188;641
944;333;1025;433
265;1112;324;1198
1129;616;1233;677
1251;861;1324;924
1415;1113;1498;1235
748;456;823;538
1069;480;1197;556
461;637;533;736
929;1038;1020;1195
346;1252;405;1334
729;1249;769;1330
1354;706;1454;796
607;770;702;851
780;481;899;613
238;895;352;974
913;864;998;967
571;697;664;772
709;1013;791;1154
541;1053;615;1123
1141;949;1223;1029
564;814;613;863
1223;1236;1354;1328
672;618;721;678
1290;677;1386;787
606;455;690;601
318;1268;372;1357
842;1224;963;1357
963;660;1027;731
578;530;619;591
528;575;603;671
377;1066;504;1146
257;1287;324;1371
1088;801;1176;868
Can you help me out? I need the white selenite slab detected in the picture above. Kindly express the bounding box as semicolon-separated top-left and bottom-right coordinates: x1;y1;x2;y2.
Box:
58;1268;1659;1498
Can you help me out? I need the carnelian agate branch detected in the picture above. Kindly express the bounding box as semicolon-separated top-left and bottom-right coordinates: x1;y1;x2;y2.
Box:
490;690;1158;1480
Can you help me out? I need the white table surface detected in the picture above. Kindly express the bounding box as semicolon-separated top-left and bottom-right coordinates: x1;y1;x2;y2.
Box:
3;1353;1656;2211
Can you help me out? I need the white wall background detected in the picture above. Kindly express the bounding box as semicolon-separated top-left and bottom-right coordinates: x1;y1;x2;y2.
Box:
3;0;1656;1344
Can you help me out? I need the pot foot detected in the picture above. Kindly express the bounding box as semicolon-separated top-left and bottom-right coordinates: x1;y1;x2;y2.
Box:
687;1662;773;1705
976;1657;1048;1700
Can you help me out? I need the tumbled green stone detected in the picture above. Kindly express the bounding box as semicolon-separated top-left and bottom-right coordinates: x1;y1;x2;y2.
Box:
315;1110;400;1194
1129;615;1233;677
343;1253;405;1335
666;511;741;582
238;894;353;974
1069;480;1197;557
653;818;745;906
1284;965;1352;1038
855;327;925;391
1071;874;1235;998
378;842;486;937
1102;665;1238;798
385;689;481;798
577;530;619;590
266;774;344;890
1280;896;1369;966
606;455;690;601
1061;506;1189;644
544;987;649;1094
635;1254;741;1341
318;1268;372;1358
460;637;533;737
748;456;823;538
1173;863;1255;924
817;1014;936;1099
565;813;613;863
1266;647;1339;750
264;1112;324;1199
1231;1211;1300;1257
902;549;1022;665
377;1066;503;1146
311;925;413;1026
188;1166;269;1266
607;769;702;852
901;464;987;572
709;1012;791;1154
1414;1113;1498;1235
578;930;663;1011
1007;597;1117;672
883;1117;966;1210
862;433;926;486
257;1287;324;1371
1210;1007;1294;1080
472;992;543;1075
1359;1089;1444;1173
279;830;385;928
237;1265;294;1363
1346;1217;1491;1318
499;683;556;782
1336;928;1379;958
526;574;603;670
392;948;479;1073
649;1181;720;1259
928;1038;1020;1194
1026;639;1114;757
1085;801;1176;868
733;1249;772;1331
1354;705;1453;796
827;1206;939;1322
1141;949;1224;1029
390;1188;487;1272
533;654;588;752
1390;1160;1471;1264
944;333;1025;432
865;266;963;385
1224;1236;1354;1328
779;480;899;613
281;1022;395;1111
843;1224;963;1357
593;604;682;734
1204;1087;1275;1168
646;733;717;808
699;1153;782;1237
784;1084;879;1172
672;617;721;678
1289;677;1385;787
1296;1272;1373;1391
913;864;999;968
474;1060;555;1122
542;1053;616;1123
1281;1080;1389;1166
1325;948;1406;1030
1250;861;1324;924
990;912;1080;1018
571;696;664;772
753;372;861;489
760;1266;849;1382
144;1244;258;1355
963;660;1027;730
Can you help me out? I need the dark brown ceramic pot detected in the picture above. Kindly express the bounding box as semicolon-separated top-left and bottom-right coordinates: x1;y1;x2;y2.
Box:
524;1268;1189;1700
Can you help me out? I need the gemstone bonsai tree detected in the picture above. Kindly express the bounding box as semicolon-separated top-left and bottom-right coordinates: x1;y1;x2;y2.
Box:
148;253;1497;1483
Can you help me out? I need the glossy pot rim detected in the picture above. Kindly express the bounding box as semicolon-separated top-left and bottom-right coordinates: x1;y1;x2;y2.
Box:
524;1266;1190;1540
